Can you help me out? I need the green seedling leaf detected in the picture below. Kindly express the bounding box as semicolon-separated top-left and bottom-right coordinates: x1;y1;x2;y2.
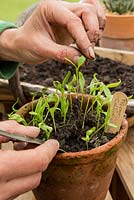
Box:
29;96;47;127
30;92;37;100
79;71;86;109
128;95;133;99
39;122;53;140
107;79;121;88
77;56;86;68
37;98;46;111
103;85;112;99
79;71;85;93
53;81;62;92
8;113;28;126
93;73;99;83
66;74;77;92
41;87;48;95
88;73;100;95
103;105;111;126
11;99;19;112
108;122;118;128
82;137;88;142
86;127;96;137
47;93;60;132
35;97;45;114
102;111;107;116
62;71;71;88
102;98;111;106
29;111;38;116
82;127;96;149
65;56;86;95
47;93;59;104
60;95;69;123
88;79;95;95
8;99;19;117
62;98;69;124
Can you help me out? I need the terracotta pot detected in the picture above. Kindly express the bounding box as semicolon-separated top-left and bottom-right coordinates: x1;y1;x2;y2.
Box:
17;94;128;200
100;14;134;51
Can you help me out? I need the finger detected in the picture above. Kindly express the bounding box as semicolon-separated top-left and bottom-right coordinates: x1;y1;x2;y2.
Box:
64;2;98;53
36;37;82;64
14;142;38;150
64;2;100;50
1;173;41;200
14;142;28;150
0;135;10;143
45;2;94;59
80;4;100;45
0;139;59;180
80;0;106;31
0;120;40;143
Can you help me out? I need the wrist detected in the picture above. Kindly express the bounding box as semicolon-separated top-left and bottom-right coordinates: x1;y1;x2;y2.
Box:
0;28;19;61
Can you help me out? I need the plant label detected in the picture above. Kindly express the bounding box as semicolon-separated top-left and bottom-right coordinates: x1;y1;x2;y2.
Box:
105;92;128;134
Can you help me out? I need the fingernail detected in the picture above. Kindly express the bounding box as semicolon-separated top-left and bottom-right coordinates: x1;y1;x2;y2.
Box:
88;47;95;59
73;56;80;64
29;126;40;131
46;139;60;149
28;126;40;136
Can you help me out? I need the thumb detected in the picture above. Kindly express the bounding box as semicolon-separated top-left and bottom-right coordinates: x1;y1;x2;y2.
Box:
35;139;60;171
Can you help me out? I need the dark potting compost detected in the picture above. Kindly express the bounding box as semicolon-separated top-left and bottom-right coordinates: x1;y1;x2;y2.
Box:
19;55;134;97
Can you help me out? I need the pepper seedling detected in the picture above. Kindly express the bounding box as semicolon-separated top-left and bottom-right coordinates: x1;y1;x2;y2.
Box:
82;127;96;150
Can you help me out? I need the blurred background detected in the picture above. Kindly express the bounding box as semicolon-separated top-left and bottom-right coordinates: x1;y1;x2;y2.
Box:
0;0;78;22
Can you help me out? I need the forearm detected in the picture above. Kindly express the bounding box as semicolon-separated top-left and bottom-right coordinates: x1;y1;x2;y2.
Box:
0;28;19;62
0;28;19;79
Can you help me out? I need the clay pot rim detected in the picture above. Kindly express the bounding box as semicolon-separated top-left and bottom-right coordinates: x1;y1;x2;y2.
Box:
106;13;134;19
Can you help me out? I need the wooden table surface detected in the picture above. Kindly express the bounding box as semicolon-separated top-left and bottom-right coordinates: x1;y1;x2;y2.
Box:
116;127;134;199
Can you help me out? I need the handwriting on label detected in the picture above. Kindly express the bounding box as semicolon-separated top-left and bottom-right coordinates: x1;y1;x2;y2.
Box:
105;92;128;134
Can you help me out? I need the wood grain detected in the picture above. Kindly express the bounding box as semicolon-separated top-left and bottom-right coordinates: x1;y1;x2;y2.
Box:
116;127;134;200
105;191;113;200
95;47;134;66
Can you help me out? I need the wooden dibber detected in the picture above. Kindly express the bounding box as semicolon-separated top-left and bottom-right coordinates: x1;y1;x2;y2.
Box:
105;92;128;134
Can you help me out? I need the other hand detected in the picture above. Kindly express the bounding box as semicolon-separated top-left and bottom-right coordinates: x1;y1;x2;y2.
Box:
0;120;59;200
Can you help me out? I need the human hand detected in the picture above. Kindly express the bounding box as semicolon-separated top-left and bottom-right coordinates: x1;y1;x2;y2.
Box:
80;0;106;44
0;0;103;65
0;120;59;200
